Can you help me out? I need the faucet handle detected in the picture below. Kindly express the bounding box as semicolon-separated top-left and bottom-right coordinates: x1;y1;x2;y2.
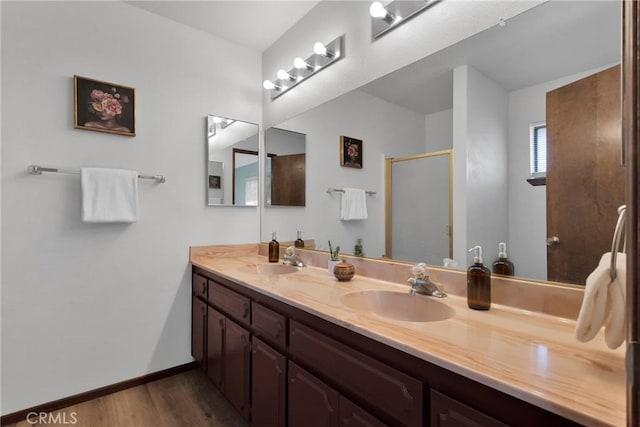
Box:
285;246;296;256
410;262;428;279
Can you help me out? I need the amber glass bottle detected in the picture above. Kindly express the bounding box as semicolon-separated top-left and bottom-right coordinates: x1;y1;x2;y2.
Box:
467;246;491;310
268;232;279;263
492;242;515;276
295;231;305;248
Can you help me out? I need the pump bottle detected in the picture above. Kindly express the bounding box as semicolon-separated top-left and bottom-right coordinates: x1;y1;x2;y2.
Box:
467;246;491;310
268;232;280;263
492;242;515;276
295;231;305;248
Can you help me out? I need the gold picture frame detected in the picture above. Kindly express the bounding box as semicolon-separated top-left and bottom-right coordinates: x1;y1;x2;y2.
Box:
340;135;363;168
74;75;136;137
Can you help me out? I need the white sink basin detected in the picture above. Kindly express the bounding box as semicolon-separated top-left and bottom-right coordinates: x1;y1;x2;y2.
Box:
256;263;300;275
341;290;455;322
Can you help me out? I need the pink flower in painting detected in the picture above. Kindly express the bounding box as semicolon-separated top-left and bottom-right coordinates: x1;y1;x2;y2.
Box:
347;143;358;160
90;89;105;100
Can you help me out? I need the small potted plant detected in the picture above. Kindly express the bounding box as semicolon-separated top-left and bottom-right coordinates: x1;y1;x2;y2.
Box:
328;240;340;276
354;238;364;257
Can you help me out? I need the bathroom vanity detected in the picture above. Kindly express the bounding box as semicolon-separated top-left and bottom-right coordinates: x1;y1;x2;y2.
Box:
190;245;625;427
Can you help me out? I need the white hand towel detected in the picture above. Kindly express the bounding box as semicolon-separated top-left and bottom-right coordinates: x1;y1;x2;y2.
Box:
575;252;626;349
81;168;139;223
340;188;368;221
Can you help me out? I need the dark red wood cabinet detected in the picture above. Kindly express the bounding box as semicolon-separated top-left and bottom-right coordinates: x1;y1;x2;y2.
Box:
251;337;287;427
192;269;579;427
191;296;206;368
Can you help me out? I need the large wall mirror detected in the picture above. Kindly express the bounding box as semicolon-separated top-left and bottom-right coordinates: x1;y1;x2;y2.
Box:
207;115;260;206
265;127;306;206
260;0;622;287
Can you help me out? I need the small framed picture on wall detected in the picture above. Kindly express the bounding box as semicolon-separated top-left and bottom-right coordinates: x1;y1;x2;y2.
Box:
74;75;136;137
340;136;363;169
209;175;221;189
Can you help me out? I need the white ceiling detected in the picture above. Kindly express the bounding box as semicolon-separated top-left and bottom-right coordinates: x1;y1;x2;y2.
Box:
126;1;320;52
359;0;621;115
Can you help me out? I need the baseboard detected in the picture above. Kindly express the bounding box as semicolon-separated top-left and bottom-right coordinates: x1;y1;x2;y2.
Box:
0;361;198;426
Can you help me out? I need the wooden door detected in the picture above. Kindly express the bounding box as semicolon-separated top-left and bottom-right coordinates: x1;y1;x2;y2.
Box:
206;306;224;388
546;65;624;284
191;297;207;369
251;337;287;427
271;153;306;206
339;396;387;427
288;362;340;427
224;318;251;422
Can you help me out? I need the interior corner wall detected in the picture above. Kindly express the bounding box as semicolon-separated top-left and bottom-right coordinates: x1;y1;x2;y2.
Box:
425;109;453;152
261;90;425;257
1;1;261;415
453;65;509;267
261;1;544;128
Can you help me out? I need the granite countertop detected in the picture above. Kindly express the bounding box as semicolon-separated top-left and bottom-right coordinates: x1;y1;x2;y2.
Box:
191;248;626;427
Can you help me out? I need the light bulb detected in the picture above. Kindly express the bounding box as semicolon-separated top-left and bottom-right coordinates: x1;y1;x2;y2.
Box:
313;42;327;56
369;1;387;18
294;57;309;69
263;80;275;90
212;116;222;124
277;69;291;80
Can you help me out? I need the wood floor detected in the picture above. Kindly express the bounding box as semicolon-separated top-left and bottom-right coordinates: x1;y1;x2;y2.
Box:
6;368;248;427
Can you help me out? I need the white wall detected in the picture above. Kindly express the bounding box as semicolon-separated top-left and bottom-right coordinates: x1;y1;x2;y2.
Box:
507;63;617;280
262;1;543;128
1;1;261;414
453;66;509;267
425;109;453;152
261;90;425;257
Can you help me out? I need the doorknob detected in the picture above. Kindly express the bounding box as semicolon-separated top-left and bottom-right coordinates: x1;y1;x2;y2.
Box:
546;236;560;246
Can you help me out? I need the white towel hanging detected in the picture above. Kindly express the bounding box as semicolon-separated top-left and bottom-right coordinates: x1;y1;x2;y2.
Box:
340;188;368;221
81;168;139;223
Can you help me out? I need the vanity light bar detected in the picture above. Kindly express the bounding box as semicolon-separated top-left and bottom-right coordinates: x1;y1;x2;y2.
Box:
371;0;443;40
263;35;345;101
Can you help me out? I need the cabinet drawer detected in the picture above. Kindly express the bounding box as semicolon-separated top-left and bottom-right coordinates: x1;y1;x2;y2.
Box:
192;274;208;299
430;390;507;427
252;303;287;349
290;321;422;427
208;281;250;327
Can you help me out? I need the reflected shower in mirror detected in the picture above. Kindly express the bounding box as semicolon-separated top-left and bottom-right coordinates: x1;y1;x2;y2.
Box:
265;128;306;206
207;115;259;206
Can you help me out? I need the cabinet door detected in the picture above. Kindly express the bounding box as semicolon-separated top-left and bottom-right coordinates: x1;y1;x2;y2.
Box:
224;318;251;422
288;362;340;427
191;297;207;369
430;390;507;427
340;397;387;427
252;337;286;427
207;306;225;388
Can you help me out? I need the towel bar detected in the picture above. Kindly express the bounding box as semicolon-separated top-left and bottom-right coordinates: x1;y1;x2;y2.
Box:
27;165;166;183
326;187;376;196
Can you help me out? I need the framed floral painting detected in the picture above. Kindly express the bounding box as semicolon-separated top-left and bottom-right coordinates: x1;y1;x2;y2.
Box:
340;136;363;169
74;75;136;137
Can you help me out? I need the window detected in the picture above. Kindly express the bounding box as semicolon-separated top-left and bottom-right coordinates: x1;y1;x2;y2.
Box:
530;122;547;177
527;122;547;186
245;176;258;206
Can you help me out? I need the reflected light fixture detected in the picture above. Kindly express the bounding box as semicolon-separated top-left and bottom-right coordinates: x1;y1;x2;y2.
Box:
294;57;314;71
370;0;443;40
262;35;344;100
369;2;397;25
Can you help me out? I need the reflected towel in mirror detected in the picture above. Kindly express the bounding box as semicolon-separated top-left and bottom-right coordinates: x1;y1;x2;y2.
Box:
575;252;626;349
340;188;368;221
81;167;139;223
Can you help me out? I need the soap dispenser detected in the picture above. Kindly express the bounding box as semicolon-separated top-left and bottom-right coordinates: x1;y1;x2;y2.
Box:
492;242;515;276
295;231;305;248
268;232;280;263
467;246;491;310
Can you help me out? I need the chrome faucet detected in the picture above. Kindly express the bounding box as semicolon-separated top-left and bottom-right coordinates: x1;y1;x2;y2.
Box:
283;246;305;267
407;263;446;298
